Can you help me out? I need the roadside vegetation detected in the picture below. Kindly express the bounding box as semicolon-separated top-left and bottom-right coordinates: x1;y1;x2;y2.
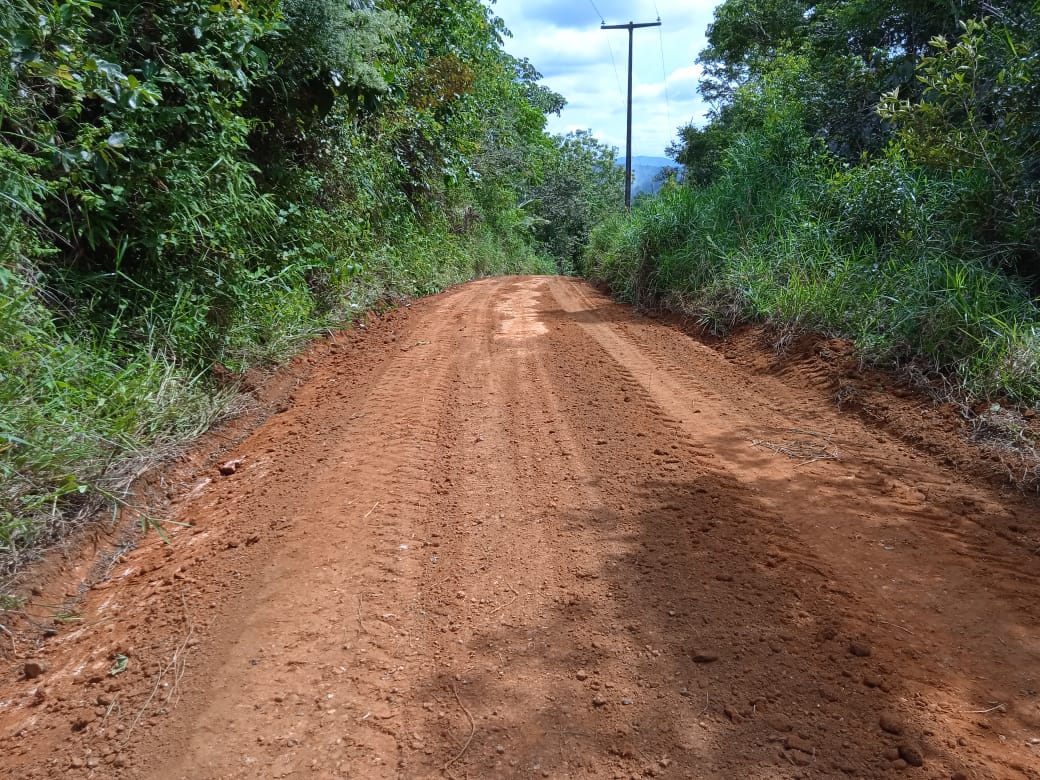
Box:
0;0;622;568
585;2;1040;407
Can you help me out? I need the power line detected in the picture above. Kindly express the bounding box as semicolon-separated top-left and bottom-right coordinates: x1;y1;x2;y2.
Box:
587;1;621;98
605;37;624;100
657;20;672;130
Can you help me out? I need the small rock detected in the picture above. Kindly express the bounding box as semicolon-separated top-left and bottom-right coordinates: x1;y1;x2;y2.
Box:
892;759;909;770
898;743;924;767
883;747;901;761
71;710;96;731
621;698;633;705
592;695;607;707
576;669;588;681
879;712;905;735
692;652;719;663
849;642;871;657
495;745;505;754
23;661;46;680
218;458;244;476
70;757;85;768
818;684;842;702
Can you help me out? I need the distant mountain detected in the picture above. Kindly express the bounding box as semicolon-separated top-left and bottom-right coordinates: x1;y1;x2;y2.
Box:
618;156;676;197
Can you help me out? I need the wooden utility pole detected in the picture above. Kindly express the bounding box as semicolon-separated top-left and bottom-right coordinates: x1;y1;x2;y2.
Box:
601;18;661;208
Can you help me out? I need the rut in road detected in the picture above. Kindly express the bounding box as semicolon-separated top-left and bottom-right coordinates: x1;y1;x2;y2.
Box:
1;276;1039;779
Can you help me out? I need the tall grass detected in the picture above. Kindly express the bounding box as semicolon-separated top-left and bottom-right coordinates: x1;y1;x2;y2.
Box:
585;142;1040;405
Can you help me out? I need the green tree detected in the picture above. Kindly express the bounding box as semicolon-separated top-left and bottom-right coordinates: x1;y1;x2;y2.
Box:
530;130;624;272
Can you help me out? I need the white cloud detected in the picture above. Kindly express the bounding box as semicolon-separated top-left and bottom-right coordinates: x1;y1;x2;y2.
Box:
488;0;716;157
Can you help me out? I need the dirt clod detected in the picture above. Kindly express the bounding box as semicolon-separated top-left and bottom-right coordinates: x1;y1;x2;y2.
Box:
23;661;46;680
785;734;813;754
218;458;244;476
879;711;905;735
899;743;925;767
848;641;871;657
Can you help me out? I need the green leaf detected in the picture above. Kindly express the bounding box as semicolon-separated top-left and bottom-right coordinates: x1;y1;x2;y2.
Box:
109;655;129;676
106;132;129;148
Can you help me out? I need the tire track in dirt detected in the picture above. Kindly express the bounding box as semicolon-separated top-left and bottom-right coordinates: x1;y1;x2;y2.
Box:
147;285;490;779
0;276;1038;779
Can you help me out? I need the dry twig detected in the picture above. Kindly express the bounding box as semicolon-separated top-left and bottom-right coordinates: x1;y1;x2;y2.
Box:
751;437;840;463
166;597;195;705
490;585;520;615
751;427;841;463
356;593;368;635
877;618;914;636
122;599;195;744
963;702;1006;714
697;691;711;718
123;659;170;746
443;684;476;772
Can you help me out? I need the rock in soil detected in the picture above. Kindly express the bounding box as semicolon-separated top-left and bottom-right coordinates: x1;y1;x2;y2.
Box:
22;661;46;680
879;711;905;735
898;743;924;767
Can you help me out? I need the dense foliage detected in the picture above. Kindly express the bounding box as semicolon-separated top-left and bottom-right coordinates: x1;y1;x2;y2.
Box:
0;0;622;565
589;1;1040;405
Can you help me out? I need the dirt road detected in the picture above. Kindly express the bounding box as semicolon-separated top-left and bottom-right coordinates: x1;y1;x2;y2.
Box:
2;276;1039;779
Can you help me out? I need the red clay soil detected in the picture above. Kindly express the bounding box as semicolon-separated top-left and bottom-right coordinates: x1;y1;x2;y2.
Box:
1;276;1039;780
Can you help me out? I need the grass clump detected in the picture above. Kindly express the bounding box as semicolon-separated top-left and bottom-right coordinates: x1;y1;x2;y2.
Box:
587;167;1040;404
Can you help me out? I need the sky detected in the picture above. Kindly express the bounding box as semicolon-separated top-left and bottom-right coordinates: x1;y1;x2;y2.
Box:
486;0;719;159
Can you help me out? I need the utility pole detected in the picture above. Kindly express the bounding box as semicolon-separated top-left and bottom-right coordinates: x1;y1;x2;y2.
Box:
601;18;661;209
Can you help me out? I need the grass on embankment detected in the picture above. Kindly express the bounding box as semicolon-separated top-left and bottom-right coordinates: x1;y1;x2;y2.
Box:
0;226;553;575
584;161;1040;410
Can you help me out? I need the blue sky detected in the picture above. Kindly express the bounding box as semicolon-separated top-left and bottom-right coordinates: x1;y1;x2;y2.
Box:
486;0;718;158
